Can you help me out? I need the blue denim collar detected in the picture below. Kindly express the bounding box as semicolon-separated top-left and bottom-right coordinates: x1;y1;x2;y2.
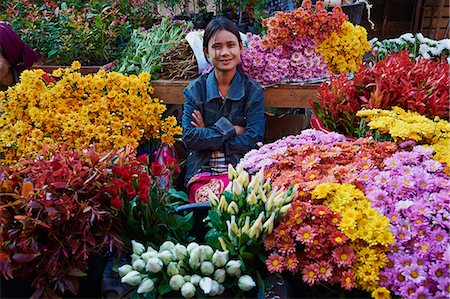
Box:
206;69;245;102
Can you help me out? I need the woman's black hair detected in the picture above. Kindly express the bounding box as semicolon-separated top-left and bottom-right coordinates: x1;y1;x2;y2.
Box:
203;17;242;51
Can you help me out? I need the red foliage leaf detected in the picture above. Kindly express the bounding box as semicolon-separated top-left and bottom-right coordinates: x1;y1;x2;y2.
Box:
12;253;40;263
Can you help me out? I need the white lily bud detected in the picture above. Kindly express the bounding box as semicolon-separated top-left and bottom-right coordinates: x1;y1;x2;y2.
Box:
226;260;242;277
146;257;163;273
210;280;220;296
181;282;196;299
212;250;229;268
159;241;175;252
265;196;274;212
199;277;213;295
236;164;244;176
132;258;146;272
207;189;219;206
174;244;188;261
121;270;142;286
218;237;227;251
227;201;239;215
141;250;158;263
238;275;256;291
200;245;214;260
217;284;225;295
213;268;226;283
200;261;215;276
158;250;174;265
232;180;243;196
169;274;185;291
237;171;249;188
230;215;240;236
280;203;292;215
190;274;202;286
118;264;133;278
259;187;267;203
131;254;141;264
177;260;187;275
167;262;180;276
189;247;203;268
218;195;228;213
263;177;271;193
226;220;233;239
246;190;258;205
131;240;145;256
147;245;157;252
224;181;232;193
186;242;199;255
263;212;276;234
228;164;237;180
137;277;154;294
248;222;261;239
241;216;251;235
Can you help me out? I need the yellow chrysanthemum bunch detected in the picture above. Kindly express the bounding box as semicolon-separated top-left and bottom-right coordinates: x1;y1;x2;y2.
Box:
312;182;394;292
357;107;450;167
315;21;371;74
0;62;182;163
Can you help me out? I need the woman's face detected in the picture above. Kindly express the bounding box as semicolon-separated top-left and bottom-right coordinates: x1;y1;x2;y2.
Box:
205;29;242;73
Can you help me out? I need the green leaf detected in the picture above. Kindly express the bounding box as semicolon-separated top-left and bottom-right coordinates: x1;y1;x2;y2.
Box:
47;49;58;58
207;210;222;229
168;188;189;202
158;282;172;295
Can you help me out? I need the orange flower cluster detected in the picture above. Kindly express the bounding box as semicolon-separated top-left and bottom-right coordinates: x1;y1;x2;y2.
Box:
261;0;348;47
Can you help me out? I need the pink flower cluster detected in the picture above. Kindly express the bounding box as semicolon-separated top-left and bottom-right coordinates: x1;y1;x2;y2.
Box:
361;146;450;298
239;129;346;173
240;34;330;85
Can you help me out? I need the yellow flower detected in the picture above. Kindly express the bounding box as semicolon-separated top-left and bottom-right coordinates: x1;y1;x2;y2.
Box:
316;22;370;74
0;65;182;163
371;287;391;299
357;107;450;165
71;61;81;70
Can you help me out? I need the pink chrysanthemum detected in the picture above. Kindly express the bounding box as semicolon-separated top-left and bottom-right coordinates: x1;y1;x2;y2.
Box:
316;261;333;281
264;233;277;251
340;270;355;290
266;253;284;273
302;263;319;286
285;253;300;272
332;245;356;267
294;225;316;244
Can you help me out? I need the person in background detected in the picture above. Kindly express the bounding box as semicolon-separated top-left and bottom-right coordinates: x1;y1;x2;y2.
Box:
182;17;265;203
0;21;40;90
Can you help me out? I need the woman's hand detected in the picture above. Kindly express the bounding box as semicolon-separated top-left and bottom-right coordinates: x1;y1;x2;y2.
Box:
191;110;205;128
234;125;245;136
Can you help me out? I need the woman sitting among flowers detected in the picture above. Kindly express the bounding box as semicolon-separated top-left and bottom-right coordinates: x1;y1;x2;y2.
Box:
182;17;265;203
0;21;40;90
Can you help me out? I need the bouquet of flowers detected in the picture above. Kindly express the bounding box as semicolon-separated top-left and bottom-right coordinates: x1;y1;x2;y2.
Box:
241;0;370;85
0;144;127;297
99;147;192;246
118;240;256;298
357;107;450;167
370;32;450;61
310;51;450;137
241;128;450;298
361;146;450;299
0;62;182;163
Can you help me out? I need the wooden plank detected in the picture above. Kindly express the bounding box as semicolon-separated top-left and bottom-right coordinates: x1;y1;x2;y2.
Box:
151;80;318;108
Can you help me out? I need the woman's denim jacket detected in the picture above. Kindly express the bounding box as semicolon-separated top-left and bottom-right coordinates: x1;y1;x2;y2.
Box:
182;70;265;184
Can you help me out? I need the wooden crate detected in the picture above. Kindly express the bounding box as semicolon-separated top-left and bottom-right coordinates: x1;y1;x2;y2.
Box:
420;0;450;39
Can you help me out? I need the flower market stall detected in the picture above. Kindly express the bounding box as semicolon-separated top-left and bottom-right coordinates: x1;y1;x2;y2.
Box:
1;0;450;299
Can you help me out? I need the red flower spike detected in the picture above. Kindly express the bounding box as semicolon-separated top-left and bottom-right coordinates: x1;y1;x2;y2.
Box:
150;161;164;177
